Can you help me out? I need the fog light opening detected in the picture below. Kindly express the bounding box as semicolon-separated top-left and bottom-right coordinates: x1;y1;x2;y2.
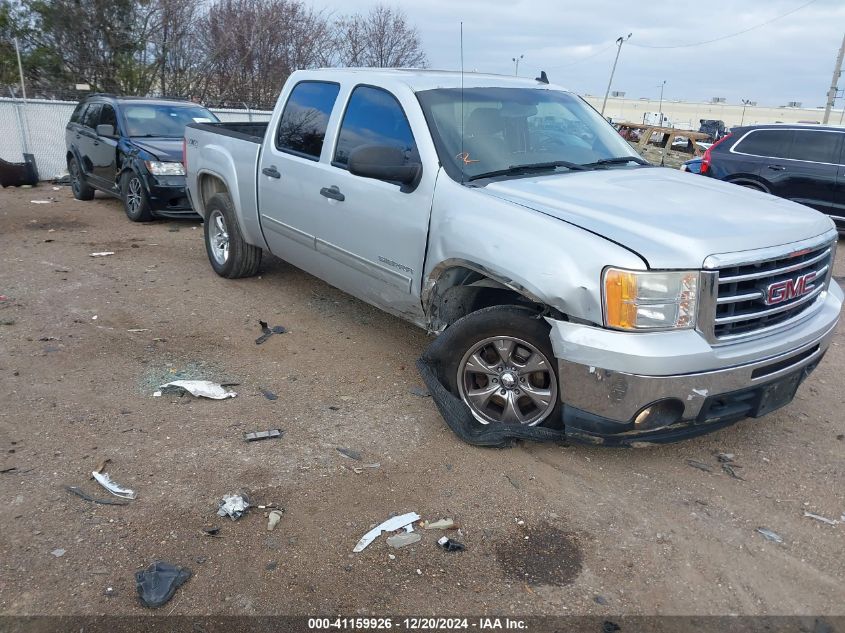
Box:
633;399;685;431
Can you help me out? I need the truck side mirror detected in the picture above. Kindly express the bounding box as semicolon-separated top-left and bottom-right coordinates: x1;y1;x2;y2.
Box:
348;145;421;187
96;124;115;138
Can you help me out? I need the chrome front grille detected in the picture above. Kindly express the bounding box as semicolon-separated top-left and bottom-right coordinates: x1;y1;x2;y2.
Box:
709;241;834;341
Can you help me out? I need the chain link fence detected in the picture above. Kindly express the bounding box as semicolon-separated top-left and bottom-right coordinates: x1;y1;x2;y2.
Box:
0;97;273;180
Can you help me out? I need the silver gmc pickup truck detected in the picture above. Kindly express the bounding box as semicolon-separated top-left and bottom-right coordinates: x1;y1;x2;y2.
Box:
184;69;842;446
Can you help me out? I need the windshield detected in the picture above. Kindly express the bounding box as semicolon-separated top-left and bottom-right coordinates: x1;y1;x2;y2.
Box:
123;104;218;138
417;87;642;181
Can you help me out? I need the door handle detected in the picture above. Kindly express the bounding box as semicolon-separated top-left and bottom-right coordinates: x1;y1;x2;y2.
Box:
320;185;345;201
262;166;280;179
767;164;785;171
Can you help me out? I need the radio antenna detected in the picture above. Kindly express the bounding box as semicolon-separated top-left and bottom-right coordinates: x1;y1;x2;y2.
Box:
460;21;465;185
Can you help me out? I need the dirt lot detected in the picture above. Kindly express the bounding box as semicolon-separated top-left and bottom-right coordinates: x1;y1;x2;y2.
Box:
1;185;844;618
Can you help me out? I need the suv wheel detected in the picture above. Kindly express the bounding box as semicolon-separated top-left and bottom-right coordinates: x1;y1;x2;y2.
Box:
121;171;153;222
69;157;95;200
442;306;560;427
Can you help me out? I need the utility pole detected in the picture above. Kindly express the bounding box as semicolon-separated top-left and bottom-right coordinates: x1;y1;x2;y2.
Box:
823;33;845;124
740;99;753;126
13;37;29;154
657;80;666;126
512;54;524;76
601;33;632;117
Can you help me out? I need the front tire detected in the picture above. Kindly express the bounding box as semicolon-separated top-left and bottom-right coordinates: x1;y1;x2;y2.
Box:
203;193;261;278
442;305;560;427
121;171;154;222
69;157;95;201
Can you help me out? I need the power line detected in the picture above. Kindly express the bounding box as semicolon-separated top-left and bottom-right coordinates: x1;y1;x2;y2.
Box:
629;0;819;49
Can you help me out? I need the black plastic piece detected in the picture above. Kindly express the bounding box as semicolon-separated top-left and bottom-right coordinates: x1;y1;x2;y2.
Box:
135;561;192;608
0;153;39;187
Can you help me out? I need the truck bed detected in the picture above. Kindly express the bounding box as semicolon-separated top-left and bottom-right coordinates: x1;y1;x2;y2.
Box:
189;121;269;143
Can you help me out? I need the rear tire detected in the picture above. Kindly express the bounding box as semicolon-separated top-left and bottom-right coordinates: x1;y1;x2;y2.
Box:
441;305;561;428
203;193;261;278
69;157;95;201
121;170;154;222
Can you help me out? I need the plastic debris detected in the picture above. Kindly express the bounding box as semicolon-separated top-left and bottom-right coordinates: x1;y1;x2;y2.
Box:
135;561;192;608
721;463;744;480
756;527;783;543
92;471;137;500
686;459;712;473
261;389;278;401
353;512;421;553
127;328;150;333
51;548;66;557
336;447;362;461
65;485;129;506
202;526;221;536
267;510;284;531
155;380;237;399
386;532;421;548
89;252;115;257
217;493;250;520
803;511;838;526
31;199;56;204
422;518;456;530
255;320;287;345
243;429;283;442
716;453;735;463
437;536;465;552
352;463;381;474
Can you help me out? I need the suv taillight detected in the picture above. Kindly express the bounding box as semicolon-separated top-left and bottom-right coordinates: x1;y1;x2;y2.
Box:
701;133;732;175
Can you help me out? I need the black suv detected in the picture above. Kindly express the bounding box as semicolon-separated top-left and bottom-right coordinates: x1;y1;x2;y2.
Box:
701;123;845;231
65;95;218;221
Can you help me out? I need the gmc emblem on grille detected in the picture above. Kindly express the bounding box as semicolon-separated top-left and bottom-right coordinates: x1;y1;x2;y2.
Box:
764;271;817;306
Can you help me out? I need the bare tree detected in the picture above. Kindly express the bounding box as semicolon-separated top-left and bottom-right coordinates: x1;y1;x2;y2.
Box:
334;4;427;69
196;0;333;108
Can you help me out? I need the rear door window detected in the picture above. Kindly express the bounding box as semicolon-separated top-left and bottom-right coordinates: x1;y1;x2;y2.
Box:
333;86;418;167
275;81;340;159
788;130;842;164
70;103;88;124
81;103;102;130
734;129;794;159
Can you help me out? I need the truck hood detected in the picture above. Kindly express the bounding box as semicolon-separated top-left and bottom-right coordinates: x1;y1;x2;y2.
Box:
130;138;183;162
479;167;834;269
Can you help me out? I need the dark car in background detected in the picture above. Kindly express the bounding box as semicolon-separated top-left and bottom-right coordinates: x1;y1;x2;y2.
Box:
701;123;845;232
65;95;218;221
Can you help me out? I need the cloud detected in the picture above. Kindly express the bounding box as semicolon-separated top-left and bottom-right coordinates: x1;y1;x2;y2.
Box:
314;0;845;107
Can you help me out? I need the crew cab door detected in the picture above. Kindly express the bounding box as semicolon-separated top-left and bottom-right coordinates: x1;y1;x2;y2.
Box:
313;85;434;319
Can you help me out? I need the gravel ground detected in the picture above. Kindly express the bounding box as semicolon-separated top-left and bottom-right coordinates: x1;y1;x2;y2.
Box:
0;185;843;617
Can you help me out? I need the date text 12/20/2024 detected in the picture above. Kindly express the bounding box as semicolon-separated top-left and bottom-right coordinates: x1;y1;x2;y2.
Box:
307;618;528;630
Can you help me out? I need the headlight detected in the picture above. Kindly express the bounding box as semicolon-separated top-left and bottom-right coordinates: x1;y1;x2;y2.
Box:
603;268;699;330
145;161;185;176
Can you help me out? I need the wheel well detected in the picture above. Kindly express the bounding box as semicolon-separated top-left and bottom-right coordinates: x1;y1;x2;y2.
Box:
425;265;563;331
198;173;229;217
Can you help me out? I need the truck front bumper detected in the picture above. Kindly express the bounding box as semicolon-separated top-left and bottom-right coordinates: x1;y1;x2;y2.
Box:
549;282;843;446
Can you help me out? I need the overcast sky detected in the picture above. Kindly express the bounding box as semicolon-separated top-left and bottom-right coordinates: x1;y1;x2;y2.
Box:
316;0;845;109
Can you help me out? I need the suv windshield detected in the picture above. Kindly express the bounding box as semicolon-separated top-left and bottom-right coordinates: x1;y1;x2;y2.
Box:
417;87;643;181
122;103;217;138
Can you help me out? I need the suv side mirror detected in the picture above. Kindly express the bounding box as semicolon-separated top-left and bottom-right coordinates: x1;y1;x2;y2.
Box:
96;124;115;138
348;145;421;186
